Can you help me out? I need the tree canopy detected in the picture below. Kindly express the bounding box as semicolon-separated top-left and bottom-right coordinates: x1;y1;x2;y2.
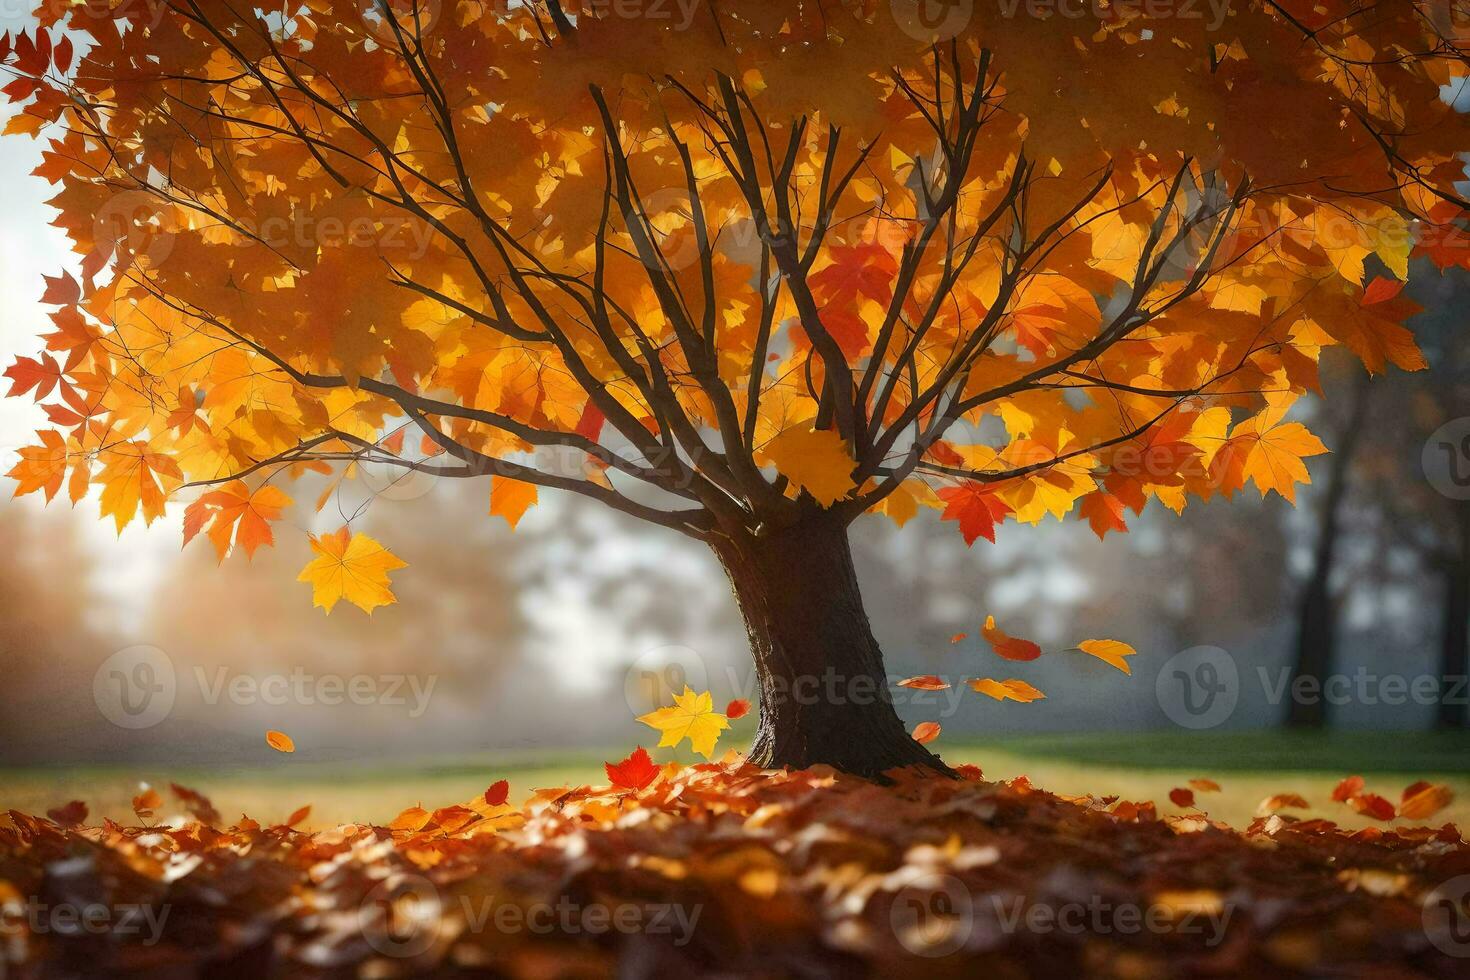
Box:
4;0;1470;610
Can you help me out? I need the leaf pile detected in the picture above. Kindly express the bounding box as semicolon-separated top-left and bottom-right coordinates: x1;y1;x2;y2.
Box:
2;764;1468;978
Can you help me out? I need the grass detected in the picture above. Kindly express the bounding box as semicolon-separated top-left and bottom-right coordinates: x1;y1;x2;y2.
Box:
3;730;1468;832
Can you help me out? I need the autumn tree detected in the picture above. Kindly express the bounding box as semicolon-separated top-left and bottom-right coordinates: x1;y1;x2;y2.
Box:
4;1;1469;776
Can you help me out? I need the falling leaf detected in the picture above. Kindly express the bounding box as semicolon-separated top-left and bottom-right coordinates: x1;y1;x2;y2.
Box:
636;687;730;759
968;678;1046;703
1169;788;1196;808
1189;779;1222;793
911;721;941;744
266;730;295;753
1350;794;1397;821
1258;793;1310;815
605;747;660;792
981;616;1042;661
283;805;311;828
1332;775;1365;802
1076;639;1137;674
949;633;968;644
897;674;950;691
1399;782;1452;820
296;528;408;614
725;698;751;720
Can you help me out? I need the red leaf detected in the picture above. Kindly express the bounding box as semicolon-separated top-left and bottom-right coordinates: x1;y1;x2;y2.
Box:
574;402;606;441
1169;788;1196;809
725;698;750;720
1332;775;1365;803
46;800;87;827
40;271;79;306
1350;793;1396;821
605;747;660;792
484;779;510;807
938;482;1013;546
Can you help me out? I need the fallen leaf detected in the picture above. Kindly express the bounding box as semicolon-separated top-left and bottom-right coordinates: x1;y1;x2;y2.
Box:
1189;779;1222;793
1169;788;1196;808
484;780;510;807
897;674;950;691
605;747;660;792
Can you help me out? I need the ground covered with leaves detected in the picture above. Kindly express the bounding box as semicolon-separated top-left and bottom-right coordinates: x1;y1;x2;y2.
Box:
3;760;1469;978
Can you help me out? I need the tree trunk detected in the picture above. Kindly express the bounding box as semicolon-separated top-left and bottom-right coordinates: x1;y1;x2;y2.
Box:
1287;372;1370;729
1436;507;1470;730
708;512;950;780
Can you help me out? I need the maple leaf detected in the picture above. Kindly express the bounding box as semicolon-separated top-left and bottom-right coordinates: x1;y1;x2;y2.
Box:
1078;491;1128;540
266;730;295;753
490;476;538;530
97;442;183;532
1220;397;1328;503
132;786;163;822
981;615;1042;662
756;425;856;506
1076;639;1137;674
184;481;293;561
636;687;730;759
968;678;1045;702
296;529;408;614
938;482;1013;545
605;747;660;792
911;721;941;744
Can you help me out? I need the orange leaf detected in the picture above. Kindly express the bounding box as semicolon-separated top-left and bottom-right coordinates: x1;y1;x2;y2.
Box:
725;698;751;720
132;787;163;821
1169;788;1196;808
1400;782;1453;820
968;677;1046;703
266;730;295;753
1188;779;1222;793
1259;793;1310;814
911;721;941;744
938;482;1013;545
484;779;510;807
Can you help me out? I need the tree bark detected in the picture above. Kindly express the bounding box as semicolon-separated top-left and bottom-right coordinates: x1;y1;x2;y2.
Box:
1436;507;1470;730
1287;372;1370;729
708;512;951;780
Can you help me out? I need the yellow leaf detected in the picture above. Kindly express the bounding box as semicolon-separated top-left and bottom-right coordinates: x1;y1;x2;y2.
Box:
296;528;408;614
756;425;855;507
1229;407;1328;504
1077;639;1137;675
490;476;538;529
969;678;1046;703
636;686;730;759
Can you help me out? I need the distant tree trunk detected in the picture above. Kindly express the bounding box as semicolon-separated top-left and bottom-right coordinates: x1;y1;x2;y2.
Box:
1287;374;1371;729
709;511;950;779
1437;507;1470;730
